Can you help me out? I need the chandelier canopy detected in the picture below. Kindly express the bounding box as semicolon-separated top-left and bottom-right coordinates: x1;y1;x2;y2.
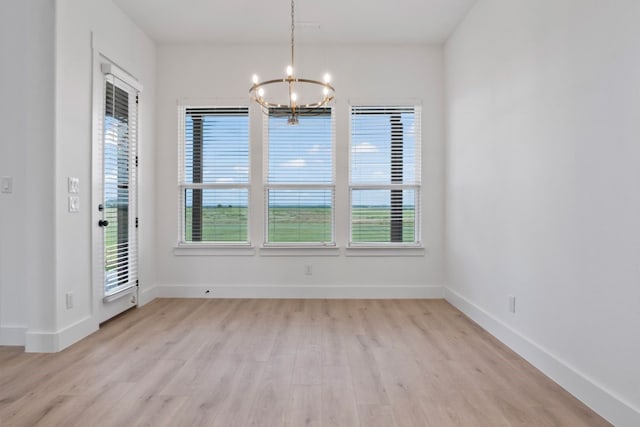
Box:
249;0;335;125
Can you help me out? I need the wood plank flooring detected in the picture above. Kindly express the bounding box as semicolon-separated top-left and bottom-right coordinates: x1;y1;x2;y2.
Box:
0;299;611;426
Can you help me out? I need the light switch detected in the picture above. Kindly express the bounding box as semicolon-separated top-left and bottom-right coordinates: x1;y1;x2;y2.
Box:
68;177;79;194
1;176;12;194
68;196;80;213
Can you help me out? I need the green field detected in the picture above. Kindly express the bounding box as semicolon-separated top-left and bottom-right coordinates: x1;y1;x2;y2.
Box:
351;207;415;243
185;206;248;242
267;207;332;243
183;206;415;243
103;207;128;249
103;206;416;247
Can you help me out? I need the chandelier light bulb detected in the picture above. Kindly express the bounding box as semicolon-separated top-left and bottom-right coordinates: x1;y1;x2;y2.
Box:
323;87;329;96
258;87;265;97
291;92;298;102
252;74;259;84
286;65;293;77
323;73;331;83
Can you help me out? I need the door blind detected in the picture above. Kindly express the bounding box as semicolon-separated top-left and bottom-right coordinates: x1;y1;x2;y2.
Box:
103;77;138;295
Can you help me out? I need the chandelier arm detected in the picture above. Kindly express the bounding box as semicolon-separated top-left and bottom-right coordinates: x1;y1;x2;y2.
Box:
294;78;335;91
250;96;335;111
249;77;290;89
297;96;336;109
250;78;335;92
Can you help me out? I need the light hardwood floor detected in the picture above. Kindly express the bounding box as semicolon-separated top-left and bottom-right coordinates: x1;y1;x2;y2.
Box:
0;299;610;426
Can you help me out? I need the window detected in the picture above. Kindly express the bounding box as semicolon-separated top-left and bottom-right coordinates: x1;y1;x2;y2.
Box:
350;105;421;245
264;108;335;245
179;107;250;244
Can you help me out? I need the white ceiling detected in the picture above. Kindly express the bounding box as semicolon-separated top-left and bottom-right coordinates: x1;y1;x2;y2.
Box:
112;0;477;44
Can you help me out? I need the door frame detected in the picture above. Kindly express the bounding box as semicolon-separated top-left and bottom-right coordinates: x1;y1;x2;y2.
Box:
91;46;143;324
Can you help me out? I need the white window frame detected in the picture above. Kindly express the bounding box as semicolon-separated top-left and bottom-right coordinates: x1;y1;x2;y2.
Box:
262;108;337;248
176;104;252;249
348;103;423;249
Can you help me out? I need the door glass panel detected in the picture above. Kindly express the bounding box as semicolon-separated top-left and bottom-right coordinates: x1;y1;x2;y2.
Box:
103;82;132;295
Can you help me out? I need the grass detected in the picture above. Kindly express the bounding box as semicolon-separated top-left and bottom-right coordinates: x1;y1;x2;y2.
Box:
268;207;332;243
351;207;416;243
185;206;248;242
104;206;416;247
182;206;415;243
104;207;128;252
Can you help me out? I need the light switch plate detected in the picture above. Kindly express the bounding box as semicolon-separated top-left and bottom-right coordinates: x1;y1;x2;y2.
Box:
68;177;79;194
68;196;80;213
1;176;12;194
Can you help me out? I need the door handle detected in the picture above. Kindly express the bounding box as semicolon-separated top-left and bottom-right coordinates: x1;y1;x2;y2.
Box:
98;219;109;227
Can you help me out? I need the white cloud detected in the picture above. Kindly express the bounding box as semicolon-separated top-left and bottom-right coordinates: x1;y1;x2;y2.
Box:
215;178;235;183
308;144;323;153
233;166;248;173
352;142;378;153
281;159;306;168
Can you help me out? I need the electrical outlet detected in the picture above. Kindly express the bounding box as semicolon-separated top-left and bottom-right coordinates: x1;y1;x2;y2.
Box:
304;265;312;276
509;296;516;313
66;292;73;309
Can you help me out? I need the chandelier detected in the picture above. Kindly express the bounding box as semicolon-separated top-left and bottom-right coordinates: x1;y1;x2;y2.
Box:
249;0;335;125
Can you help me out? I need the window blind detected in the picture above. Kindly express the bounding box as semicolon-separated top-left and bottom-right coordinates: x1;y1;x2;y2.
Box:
103;78;138;295
180;107;250;244
350;105;421;245
265;108;335;244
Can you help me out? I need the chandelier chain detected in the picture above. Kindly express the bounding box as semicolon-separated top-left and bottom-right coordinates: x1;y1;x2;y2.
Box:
290;0;295;69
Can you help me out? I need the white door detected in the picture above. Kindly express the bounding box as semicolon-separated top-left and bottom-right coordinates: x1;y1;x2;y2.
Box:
93;60;141;323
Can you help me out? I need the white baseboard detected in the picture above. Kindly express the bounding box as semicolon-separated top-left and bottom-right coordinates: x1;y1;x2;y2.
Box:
147;284;444;300
444;288;640;427
0;325;27;346
57;316;99;351
25;330;57;353
138;285;159;306
25;316;98;353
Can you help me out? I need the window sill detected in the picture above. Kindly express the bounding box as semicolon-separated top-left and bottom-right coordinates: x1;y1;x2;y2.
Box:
259;245;340;257
345;245;425;257
172;244;424;257
174;243;255;256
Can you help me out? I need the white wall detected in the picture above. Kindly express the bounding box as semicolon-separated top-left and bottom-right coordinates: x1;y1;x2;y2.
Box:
154;44;445;297
0;0;158;351
0;0;56;346
52;0;156;347
445;0;640;425
0;0;156;351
